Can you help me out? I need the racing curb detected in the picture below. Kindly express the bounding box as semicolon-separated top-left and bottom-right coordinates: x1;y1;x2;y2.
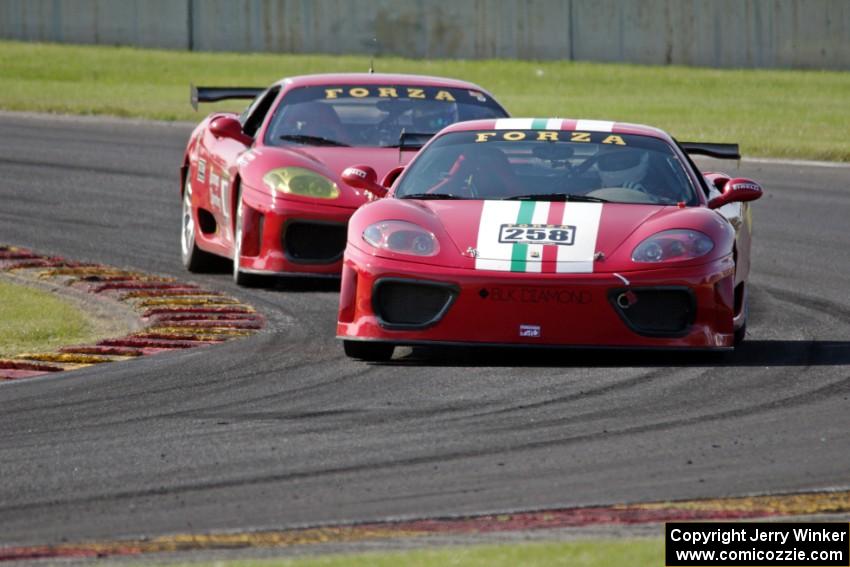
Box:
1;489;848;561
0;245;264;381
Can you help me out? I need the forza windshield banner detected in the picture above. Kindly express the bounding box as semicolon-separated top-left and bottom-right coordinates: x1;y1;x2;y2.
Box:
665;522;849;566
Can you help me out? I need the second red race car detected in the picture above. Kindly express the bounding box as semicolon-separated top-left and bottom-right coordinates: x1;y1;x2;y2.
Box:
337;118;763;360
180;73;508;285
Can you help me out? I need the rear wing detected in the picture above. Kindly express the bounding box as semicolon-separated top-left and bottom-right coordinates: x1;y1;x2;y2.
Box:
190;84;264;111
679;142;741;160
398;131;435;150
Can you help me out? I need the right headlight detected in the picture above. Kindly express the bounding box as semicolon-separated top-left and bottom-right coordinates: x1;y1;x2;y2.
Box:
631;229;714;263
362;220;440;257
263;167;339;199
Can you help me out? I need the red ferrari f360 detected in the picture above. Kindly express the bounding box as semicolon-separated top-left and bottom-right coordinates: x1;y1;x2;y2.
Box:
337;118;763;360
180;73;508;285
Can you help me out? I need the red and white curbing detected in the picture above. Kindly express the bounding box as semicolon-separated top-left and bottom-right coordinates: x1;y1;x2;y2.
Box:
0;245;264;381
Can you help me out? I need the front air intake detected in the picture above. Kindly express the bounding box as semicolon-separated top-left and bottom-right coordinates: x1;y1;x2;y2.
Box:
373;278;458;330
283;221;347;264
610;287;696;336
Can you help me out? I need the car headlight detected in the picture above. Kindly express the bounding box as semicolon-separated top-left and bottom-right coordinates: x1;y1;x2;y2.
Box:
631;229;714;263
263;167;339;199
362;220;440;257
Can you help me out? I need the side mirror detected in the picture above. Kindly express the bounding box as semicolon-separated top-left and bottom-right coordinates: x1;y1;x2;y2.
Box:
382;165;406;188
209;116;253;146
341;165;388;198
708;177;763;209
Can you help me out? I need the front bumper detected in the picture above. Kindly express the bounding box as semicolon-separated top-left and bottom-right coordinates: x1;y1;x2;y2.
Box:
238;185;355;276
337;245;737;349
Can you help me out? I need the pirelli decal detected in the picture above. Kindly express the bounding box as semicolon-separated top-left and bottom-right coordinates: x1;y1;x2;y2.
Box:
474;201;603;273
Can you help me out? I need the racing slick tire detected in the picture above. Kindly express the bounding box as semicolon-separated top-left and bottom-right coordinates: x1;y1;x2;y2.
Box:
232;195;263;287
181;180;219;273
343;340;395;362
734;298;749;346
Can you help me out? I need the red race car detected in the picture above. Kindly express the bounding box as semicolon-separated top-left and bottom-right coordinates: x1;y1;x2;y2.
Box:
180;74;508;284
337;118;763;360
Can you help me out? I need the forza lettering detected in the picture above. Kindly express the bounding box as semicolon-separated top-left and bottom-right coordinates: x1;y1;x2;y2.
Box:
486;287;592;305
324;87;456;101
473;131;628;145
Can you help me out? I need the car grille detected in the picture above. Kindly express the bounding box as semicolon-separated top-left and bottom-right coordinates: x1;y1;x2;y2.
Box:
610;287;696;336
373;279;458;329
283;221;347;264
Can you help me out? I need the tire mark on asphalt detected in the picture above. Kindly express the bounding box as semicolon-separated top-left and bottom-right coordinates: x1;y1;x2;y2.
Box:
3;369;847;517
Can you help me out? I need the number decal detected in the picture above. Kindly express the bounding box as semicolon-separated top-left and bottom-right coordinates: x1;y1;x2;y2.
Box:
499;224;576;246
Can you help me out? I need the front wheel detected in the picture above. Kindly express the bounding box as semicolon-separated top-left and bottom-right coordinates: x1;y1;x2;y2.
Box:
343;340;394;362
181;180;218;272
232;196;262;287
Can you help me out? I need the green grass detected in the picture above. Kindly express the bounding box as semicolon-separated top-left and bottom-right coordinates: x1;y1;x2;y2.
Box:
1;40;848;160
0;279;97;357
171;539;661;567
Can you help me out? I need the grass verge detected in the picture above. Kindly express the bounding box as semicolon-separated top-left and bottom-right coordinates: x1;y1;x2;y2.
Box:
0;278;97;357
1;40;849;161
172;539;661;567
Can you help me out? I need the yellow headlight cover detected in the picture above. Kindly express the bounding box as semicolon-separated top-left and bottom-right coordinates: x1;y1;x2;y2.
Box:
263;167;340;200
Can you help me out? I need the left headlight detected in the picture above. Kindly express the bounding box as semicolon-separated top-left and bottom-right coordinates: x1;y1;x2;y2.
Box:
362;220;440;257
263;167;339;199
631;229;714;263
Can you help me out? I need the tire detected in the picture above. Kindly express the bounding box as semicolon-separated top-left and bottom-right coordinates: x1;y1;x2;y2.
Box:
343;340;394;362
232;195;262;287
181;179;218;272
733;292;749;346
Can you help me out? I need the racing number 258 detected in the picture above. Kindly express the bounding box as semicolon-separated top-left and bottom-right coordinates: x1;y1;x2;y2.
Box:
499;224;576;246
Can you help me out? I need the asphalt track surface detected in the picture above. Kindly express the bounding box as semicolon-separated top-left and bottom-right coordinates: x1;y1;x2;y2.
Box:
1;113;849;547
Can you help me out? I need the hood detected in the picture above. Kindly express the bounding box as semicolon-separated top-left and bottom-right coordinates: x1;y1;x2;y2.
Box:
290;146;416;180
356;199;672;272
242;145;417;209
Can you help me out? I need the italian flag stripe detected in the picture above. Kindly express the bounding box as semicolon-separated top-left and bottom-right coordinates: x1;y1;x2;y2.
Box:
494;118;534;130
509;201;536;272
531;118;548;130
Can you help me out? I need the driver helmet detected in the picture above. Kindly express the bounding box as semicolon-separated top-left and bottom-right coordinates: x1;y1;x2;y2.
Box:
596;149;649;188
411;100;458;133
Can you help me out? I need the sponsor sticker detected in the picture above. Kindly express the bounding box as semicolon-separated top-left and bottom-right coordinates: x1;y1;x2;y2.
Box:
323;86;456;102
519;325;541;338
474;130;626;145
484;287;591;305
197;159;206;183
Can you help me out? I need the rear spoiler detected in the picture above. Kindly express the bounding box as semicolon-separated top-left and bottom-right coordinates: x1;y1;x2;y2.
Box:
397;131;435;150
679;142;741;160
190;84;264;111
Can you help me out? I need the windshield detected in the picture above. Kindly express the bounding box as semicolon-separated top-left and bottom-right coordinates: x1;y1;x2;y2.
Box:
394;130;699;205
264;86;507;148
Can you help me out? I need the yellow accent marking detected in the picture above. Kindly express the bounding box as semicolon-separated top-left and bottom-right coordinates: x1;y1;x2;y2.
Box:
17;353;116;364
377;87;398;98
602;135;626;145
146;327;253;337
474;132;497;143
349;87;370;98
570;132;591;142
502;131;526;141
625;490;850;516
434;90;456;101
324;88;343;99
135;297;240;307
536;131;559;141
407;87;425;99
